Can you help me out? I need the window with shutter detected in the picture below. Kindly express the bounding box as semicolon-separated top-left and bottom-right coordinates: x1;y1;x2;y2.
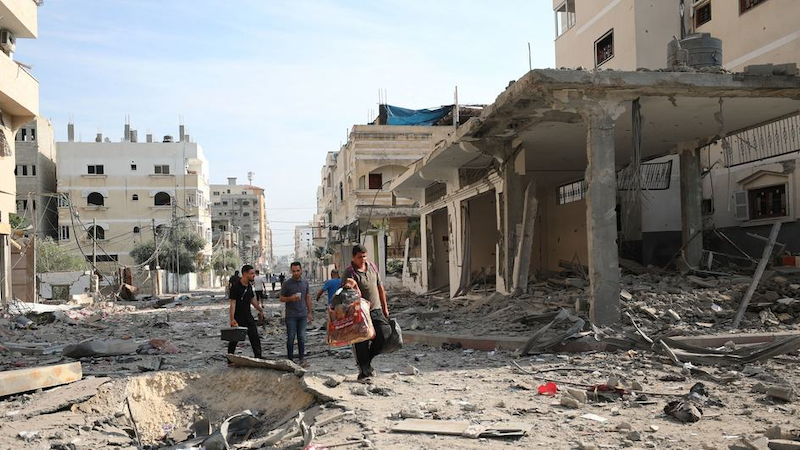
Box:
733;191;749;220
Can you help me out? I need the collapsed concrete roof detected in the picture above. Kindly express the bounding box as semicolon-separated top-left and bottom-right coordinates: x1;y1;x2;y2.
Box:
393;68;800;191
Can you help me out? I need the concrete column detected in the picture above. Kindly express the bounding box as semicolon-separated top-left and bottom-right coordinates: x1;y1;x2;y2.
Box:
584;102;623;326
420;211;429;291
501;147;531;293
679;145;703;269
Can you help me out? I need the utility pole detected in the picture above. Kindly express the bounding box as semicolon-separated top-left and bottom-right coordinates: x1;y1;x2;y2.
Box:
91;217;97;295
29;193;37;304
151;218;159;295
172;196;178;293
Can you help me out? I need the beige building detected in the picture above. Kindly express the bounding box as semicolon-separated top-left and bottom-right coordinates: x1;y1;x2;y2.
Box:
0;0;40;306
210;177;272;270
14;117;57;238
389;1;800;326
553;0;800;262
315;114;455;281
56;125;213;286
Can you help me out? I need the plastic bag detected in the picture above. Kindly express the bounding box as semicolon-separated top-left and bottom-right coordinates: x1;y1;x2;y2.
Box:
326;299;375;348
381;318;403;354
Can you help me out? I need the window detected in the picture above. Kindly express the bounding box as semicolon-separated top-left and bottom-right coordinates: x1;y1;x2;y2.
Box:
133;226;140;234
558;179;588;205
131;163;137;171
242;200;250;206
747;184;787;220
87;226;105;240
740;0;768;14
16;200;28;210
19;129;26;141
132;194;139;201
243;212;250;217
59;226;70;241
214;202;220;206
369;173;383;190
595;29;614;67
694;1;711;27
87;192;104;206
57;193;70;208
213;191;220;196
339;182;344;202
555;0;576;38
226;189;231;194
154;165;170;175
222;201;228;206
154;192;172;206
30;129;35;141
31;165;36;176
87;165;104;175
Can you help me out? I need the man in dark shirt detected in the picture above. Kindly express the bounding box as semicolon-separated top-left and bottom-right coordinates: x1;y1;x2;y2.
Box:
228;265;265;358
279;262;312;367
342;244;391;381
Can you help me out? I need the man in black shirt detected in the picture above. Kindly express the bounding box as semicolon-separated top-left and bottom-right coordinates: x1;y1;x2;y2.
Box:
228;265;265;358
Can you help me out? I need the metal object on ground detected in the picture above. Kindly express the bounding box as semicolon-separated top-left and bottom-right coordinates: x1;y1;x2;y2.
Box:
221;327;248;342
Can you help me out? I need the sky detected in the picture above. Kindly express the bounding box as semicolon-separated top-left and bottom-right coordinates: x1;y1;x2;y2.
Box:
19;0;555;256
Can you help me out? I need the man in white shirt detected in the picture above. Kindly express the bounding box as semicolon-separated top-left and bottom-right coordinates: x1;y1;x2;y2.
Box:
253;270;268;308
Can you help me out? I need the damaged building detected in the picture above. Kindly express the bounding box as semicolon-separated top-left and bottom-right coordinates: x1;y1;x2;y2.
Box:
315;105;478;280
387;0;800;325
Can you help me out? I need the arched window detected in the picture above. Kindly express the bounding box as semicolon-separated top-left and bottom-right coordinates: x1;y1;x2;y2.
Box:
154;192;171;206
133;226;140;234
132;194;139;201
87;192;104;206
87;226;105;240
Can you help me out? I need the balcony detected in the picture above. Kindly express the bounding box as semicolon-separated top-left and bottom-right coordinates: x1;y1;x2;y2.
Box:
0;53;38;123
0;0;38;39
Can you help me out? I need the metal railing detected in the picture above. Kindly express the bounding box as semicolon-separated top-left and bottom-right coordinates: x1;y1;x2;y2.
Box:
721;112;800;167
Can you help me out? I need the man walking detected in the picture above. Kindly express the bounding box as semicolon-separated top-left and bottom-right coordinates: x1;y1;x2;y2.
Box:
342;244;392;381
226;270;240;298
228;265;265;359
270;273;277;292
278;272;286;287
253;270;267;308
316;269;341;307
279;262;312;367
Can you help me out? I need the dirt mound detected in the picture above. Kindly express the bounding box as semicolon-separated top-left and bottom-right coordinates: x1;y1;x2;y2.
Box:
78;368;316;443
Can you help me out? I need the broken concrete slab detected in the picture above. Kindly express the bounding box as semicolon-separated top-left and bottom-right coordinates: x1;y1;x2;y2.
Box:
300;375;341;403
63;339;138;358
0;362;83;397
225;354;305;374
768;440;800;450
0;377;109;418
392;419;471;435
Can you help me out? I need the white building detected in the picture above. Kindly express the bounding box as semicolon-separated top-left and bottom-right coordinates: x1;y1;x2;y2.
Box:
56;125;212;282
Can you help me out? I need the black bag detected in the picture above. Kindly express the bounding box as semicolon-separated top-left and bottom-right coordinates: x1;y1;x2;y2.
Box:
381;318;403;354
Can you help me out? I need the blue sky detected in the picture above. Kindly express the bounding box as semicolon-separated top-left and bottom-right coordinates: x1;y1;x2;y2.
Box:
20;0;555;255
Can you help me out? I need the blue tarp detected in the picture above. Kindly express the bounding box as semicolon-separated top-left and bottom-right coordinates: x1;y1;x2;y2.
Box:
385;104;453;126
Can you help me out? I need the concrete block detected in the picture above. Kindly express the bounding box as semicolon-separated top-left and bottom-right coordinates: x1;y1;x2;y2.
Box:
0;362;82;397
768;440;800;450
745;64;775;75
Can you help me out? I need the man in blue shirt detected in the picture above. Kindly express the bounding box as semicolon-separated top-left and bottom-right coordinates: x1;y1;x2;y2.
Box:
316;269;341;306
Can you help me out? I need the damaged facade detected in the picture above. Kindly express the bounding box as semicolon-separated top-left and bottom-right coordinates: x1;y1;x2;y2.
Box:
315;110;457;281
0;0;40;308
387;0;800;326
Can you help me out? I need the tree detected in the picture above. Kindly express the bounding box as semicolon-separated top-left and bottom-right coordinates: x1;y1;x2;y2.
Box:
130;227;207;274
37;237;86;273
212;248;242;275
9;213;25;229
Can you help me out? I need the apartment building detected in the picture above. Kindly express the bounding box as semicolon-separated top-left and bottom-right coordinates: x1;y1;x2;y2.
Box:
294;222;313;277
210;177;272;270
315;106;456;281
387;2;800;325
14;117;57;238
553;0;800;263
56;125;213;276
0;0;40;306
